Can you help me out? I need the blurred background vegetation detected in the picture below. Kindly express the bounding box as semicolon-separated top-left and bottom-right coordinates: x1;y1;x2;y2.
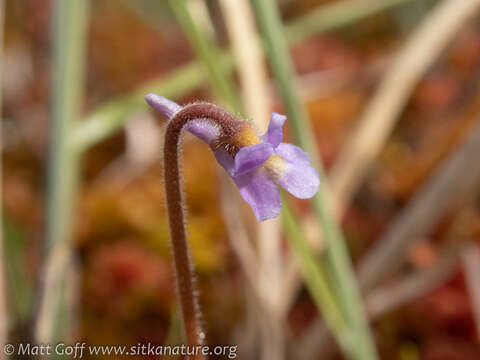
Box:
3;0;480;359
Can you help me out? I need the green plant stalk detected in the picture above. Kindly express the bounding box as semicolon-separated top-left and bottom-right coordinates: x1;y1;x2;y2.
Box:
168;0;242;113
47;0;88;249
73;0;413;152
39;0;89;344
282;197;351;353
249;0;378;359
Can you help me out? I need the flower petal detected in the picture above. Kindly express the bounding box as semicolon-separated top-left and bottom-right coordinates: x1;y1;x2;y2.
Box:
145;93;181;118
275;142;312;165
277;163;320;199
214;148;235;177
234;143;273;176
261;113;286;148
234;169;281;221
186;120;220;144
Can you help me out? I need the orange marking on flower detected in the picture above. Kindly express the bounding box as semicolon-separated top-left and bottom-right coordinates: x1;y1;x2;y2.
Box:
235;124;261;147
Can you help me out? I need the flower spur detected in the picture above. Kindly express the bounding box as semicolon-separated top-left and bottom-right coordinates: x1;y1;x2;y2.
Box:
146;93;320;221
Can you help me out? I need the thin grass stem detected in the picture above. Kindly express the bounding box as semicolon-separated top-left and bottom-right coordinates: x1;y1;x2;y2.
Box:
282;196;351;353
249;0;378;359
35;0;89;345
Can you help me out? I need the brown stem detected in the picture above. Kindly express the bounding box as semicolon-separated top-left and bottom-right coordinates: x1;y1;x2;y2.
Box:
163;103;243;356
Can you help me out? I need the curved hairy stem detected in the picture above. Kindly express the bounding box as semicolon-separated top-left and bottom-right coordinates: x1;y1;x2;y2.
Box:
163;103;243;356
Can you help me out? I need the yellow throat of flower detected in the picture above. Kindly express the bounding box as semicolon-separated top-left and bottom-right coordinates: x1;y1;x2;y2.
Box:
235;124;261;147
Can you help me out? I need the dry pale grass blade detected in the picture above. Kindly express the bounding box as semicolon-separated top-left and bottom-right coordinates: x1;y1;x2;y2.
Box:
217;172;263;358
329;0;480;216
358;118;480;291
461;241;480;341
218;174;260;290
187;0;216;40
65;252;81;341
218;174;289;360
218;0;271;131
34;242;72;343
257;217;285;360
218;1;285;358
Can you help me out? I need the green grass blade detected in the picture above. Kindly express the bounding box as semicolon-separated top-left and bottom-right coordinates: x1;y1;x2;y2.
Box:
249;0;378;359
282;199;352;353
36;0;89;345
46;0;89;251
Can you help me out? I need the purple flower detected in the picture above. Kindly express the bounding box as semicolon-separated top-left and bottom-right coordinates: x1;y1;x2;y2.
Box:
146;93;320;221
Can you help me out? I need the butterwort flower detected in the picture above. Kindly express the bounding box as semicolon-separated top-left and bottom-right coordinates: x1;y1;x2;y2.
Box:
146;93;320;221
